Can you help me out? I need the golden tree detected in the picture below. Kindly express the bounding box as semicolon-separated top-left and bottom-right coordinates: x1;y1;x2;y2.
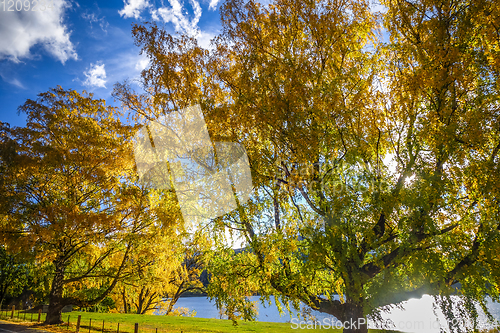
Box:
113;225;207;315
114;0;500;331
0;87;150;324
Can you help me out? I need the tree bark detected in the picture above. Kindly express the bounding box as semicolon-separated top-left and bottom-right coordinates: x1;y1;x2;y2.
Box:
121;287;128;314
45;259;66;324
309;296;367;333
136;287;144;314
341;301;367;333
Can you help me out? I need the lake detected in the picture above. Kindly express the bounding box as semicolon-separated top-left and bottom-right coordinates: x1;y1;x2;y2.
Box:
170;295;500;332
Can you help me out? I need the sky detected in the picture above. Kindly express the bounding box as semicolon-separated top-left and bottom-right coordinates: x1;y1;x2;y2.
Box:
0;0;224;128
0;0;388;250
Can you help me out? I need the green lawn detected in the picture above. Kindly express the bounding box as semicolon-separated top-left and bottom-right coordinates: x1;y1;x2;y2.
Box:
0;309;402;333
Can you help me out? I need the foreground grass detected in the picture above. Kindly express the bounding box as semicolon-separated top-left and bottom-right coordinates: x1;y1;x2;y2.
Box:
0;310;402;333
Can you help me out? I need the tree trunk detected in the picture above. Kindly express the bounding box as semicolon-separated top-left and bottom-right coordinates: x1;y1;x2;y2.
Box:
313;298;367;333
137;288;157;314
341;301;367;333
121;287;128;314
136;287;144;314
165;298;175;315
45;260;66;324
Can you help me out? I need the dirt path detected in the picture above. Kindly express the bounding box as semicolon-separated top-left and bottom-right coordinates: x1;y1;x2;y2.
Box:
0;321;50;333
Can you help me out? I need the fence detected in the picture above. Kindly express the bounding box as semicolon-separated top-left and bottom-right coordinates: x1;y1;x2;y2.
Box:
0;306;177;333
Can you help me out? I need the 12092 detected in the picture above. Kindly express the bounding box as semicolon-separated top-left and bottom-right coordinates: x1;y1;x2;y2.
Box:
1;0;54;11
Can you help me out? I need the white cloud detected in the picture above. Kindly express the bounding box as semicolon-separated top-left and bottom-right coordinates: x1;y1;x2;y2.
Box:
150;9;160;21
92;51;151;90
196;30;215;49
0;73;25;89
370;1;388;14
82;11;109;33
9;78;25;89
135;54;149;71
208;0;220;10
119;0;219;48
153;0;203;36
119;0;150;19
0;0;77;64
83;62;107;88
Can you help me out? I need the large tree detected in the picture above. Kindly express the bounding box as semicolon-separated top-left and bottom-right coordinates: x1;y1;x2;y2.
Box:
115;0;500;332
0;87;150;324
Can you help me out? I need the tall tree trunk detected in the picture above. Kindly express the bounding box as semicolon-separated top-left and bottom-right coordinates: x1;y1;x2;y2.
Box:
121;287;128;314
136;287;144;314
45;260;66;324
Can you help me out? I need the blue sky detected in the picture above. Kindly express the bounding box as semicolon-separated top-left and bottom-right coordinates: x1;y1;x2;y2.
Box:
0;0;224;128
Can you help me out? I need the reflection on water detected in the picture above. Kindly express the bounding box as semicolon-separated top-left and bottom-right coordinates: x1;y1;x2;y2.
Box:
369;295;500;333
168;295;500;332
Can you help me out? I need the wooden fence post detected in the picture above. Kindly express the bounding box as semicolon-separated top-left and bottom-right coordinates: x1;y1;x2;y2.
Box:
89;318;92;333
76;315;82;333
101;320;104;333
134;323;138;333
116;322;119;333
10;305;14;319
37;309;41;323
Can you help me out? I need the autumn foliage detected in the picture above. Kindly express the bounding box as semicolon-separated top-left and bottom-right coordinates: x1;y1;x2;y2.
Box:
1;1;500;332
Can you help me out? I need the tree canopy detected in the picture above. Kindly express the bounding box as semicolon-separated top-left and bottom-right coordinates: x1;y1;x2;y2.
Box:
115;0;500;332
1;0;499;332
0;87;146;323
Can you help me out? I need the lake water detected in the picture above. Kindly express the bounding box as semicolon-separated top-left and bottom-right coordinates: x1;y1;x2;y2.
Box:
170;295;500;332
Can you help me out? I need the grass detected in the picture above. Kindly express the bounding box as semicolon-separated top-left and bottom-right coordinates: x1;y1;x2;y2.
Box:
0;309;403;333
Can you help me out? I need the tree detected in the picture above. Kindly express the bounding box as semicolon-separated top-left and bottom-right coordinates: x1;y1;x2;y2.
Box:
113;228;208;315
113;223;180;315
0;87;146;324
0;123;29;309
0;246;31;309
161;231;207;315
115;0;500;332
